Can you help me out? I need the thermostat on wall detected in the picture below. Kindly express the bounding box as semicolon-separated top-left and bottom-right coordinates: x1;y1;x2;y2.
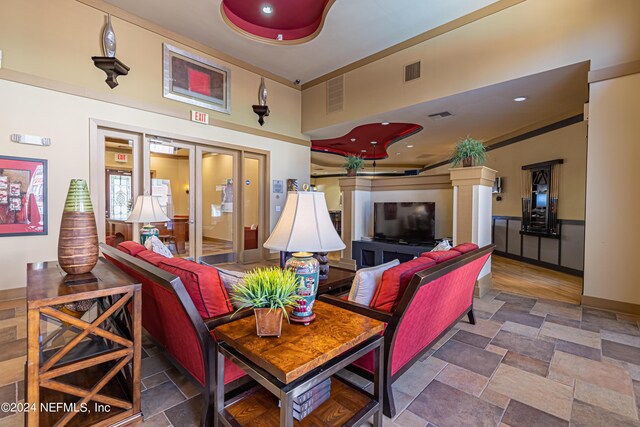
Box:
11;134;52;146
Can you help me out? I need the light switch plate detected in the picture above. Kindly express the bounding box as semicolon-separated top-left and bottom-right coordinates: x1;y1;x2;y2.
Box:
276;205;281;212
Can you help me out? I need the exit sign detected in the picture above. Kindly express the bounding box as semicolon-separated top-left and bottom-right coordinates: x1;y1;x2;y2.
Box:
191;110;209;124
115;153;128;163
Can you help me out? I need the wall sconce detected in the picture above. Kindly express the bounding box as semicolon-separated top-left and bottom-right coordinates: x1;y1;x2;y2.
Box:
252;77;270;126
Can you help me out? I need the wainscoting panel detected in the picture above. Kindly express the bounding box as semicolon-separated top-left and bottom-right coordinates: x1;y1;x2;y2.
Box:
561;222;585;271
507;219;522;256
522;235;538;260
492;216;584;276
494;218;507;252
540;237;560;264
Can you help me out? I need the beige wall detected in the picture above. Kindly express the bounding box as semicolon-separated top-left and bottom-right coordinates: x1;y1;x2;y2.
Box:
202;154;234;241
0;0;304;140
311;177;342;211
584;72;640;306
424;122;588;220
0;79;310;290
302;0;640;132
150;155;190;216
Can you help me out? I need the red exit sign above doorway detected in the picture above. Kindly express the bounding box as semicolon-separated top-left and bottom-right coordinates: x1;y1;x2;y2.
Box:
191;110;209;125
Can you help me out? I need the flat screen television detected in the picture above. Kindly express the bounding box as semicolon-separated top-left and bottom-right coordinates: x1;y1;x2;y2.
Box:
373;202;435;244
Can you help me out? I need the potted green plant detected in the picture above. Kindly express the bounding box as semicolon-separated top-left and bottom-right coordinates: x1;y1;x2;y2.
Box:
450;136;487;167
343;155;365;176
231;267;301;337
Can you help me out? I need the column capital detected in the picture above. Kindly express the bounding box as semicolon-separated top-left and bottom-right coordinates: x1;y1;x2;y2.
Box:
449;166;497;187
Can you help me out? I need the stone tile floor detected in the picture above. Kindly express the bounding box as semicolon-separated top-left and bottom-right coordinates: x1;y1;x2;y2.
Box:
1;291;639;426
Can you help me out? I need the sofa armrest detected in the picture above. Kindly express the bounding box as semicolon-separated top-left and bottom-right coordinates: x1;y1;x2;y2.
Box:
204;309;253;330
318;294;393;323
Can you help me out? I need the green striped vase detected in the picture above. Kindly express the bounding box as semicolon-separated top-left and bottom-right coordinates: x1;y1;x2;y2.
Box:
58;179;99;275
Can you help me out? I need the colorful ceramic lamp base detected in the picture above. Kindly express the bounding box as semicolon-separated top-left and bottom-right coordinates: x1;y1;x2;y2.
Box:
286;252;319;326
140;223;159;245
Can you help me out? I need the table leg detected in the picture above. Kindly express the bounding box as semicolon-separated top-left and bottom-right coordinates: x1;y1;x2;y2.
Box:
373;342;384;427
26;308;40;427
279;389;294;427
214;345;225;426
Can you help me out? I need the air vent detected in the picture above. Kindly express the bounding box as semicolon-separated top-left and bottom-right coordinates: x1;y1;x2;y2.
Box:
404;61;421;82
326;75;344;113
428;111;453;120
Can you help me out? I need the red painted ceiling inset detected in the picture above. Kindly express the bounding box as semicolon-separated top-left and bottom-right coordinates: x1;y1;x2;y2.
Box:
221;0;334;44
311;123;423;160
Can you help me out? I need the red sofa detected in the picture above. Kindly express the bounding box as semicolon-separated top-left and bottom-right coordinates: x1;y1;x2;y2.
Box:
319;242;494;417
100;242;250;427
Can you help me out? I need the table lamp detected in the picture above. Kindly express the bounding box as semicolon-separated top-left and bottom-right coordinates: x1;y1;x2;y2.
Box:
264;191;345;325
126;195;170;245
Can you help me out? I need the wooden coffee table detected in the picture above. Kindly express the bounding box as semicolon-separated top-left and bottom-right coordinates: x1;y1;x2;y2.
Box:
316;266;355;296
214;301;384;427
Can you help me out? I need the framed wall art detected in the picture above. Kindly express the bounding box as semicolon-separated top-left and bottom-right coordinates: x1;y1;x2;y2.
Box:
0;156;47;236
163;43;231;114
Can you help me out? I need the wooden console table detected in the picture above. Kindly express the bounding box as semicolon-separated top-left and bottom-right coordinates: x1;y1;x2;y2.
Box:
26;259;142;427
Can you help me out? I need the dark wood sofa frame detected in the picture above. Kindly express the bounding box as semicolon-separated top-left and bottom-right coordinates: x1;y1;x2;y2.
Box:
100;244;253;427
319;244;495;418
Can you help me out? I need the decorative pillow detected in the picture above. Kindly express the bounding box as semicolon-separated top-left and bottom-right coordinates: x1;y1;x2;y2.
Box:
369;257;437;312
431;239;452;252
420;249;462;263
348;259;400;306
144;235;173;258
452;242;479;254
117;241;146;257
158;258;232;318
216;268;247;307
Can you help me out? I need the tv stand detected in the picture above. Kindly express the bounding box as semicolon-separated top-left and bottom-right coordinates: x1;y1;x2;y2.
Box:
353;240;436;269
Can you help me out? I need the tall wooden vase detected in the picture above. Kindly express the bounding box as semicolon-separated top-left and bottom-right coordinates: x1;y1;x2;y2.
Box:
58;179;99;275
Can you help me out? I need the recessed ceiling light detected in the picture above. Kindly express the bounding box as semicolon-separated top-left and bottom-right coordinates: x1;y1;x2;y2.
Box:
361;149;367;152
393;170;398;172
323;149;328;151
350;138;356;142
262;5;273;14
371;141;377;145
514;96;527;102
407;145;414;148
381;122;389;126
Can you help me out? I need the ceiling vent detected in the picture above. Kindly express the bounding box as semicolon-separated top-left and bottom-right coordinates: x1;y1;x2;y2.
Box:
326;75;344;113
404;61;421;82
428;111;454;120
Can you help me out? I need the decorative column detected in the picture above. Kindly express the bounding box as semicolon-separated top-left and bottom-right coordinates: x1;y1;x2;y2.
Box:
450;166;497;297
336;177;372;270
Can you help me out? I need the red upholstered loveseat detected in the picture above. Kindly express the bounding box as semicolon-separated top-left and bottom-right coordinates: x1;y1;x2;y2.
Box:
319;243;494;418
100;242;250;427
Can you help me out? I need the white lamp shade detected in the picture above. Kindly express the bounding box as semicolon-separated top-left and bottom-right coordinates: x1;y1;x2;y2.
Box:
264;191;345;252
126;195;170;223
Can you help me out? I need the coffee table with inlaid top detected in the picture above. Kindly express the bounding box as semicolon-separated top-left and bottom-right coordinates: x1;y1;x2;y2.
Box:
213;300;384;427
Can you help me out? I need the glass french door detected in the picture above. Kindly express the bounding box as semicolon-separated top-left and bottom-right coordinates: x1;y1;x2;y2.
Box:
144;136;195;259
196;146;238;264
240;153;266;263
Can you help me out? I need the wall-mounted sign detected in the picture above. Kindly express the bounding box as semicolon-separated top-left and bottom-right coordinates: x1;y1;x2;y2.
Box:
272;179;284;194
115;153;128;163
191;110;209;124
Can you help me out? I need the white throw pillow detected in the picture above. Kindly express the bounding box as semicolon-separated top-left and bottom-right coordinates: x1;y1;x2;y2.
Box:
144;235;173;258
348;259;400;306
431;239;452;252
215;267;247;307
